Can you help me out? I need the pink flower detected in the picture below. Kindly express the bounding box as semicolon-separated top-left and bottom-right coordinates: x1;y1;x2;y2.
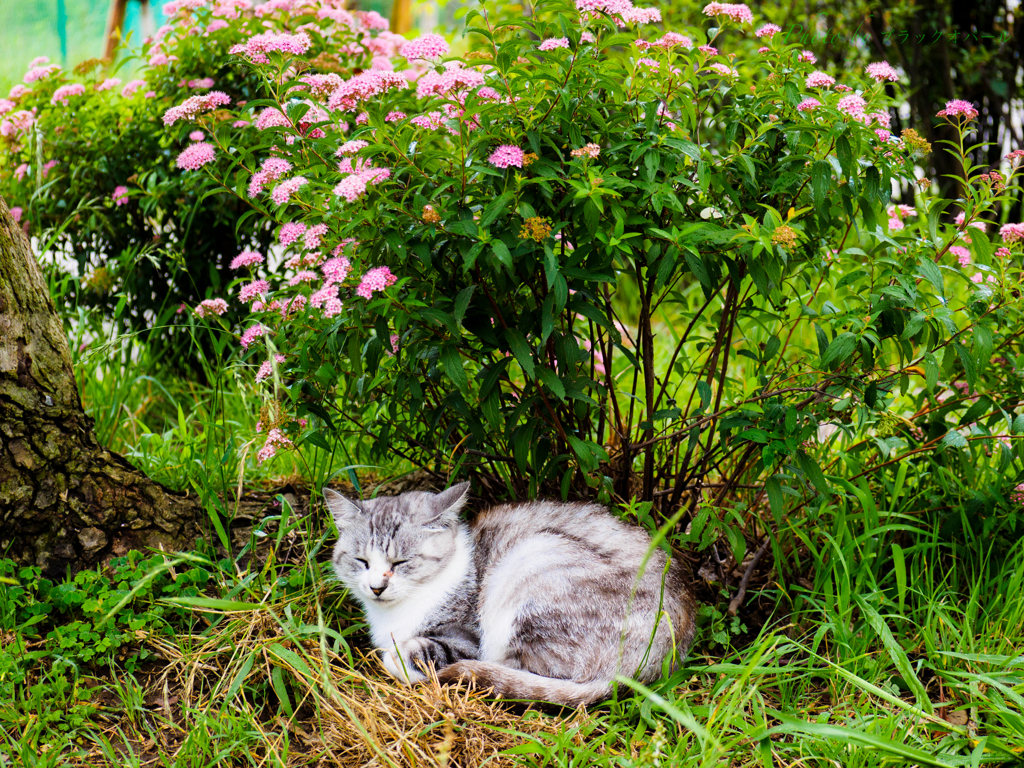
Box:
328;70;407;109
949;246;971;265
254;107;291;130
970;273;984;284
188;77;215;89
323;257;351;284
41;160;58;178
637;32;693;51
189;130;205;141
231;250;264;269
13;163;28;181
399;33;450;59
621;7;661;24
255;354;286;383
797;97;820;112
10;207;23;224
149;53;170;66
51;83;86;106
194;298;228;317
232;31;312;63
1006;149;1024;161
24;64;60;83
279;222;307;245
295;73;344;97
386;111;407;122
836;94;867;120
121;79;147;97
240;323;265;349
288;270;319;286
337;139;369;155
0;99;14;116
256;427;292;463
304;223;328;250
798;50;816;63
888;217;904;231
996;247;1011;258
323;298;344;318
702;3;753;23
539;37;570;51
163;92;232;125
698;45;718;55
937;99;978;120
310;283;340;307
176;142;216;170
1000;223;1024;243
334;174;367;202
239;279;269;303
637;57;659;71
271;176;308;206
489;145;525;169
96;77;122;92
834;84;852;92
710;63;738;77
414;66;485;99
805;71;835;88
866;61;899;82
356;266;397;298
112;186;130;206
29;56;49;67
756;24;781;39
8;85;29;99
411;111;445;130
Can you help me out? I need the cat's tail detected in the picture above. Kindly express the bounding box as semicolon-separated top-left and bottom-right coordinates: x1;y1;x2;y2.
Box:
437;661;611;707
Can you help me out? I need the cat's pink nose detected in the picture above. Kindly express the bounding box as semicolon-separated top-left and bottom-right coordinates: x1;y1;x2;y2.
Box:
384;570;394;578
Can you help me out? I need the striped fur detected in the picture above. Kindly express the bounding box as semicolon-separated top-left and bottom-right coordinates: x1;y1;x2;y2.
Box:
327;484;696;706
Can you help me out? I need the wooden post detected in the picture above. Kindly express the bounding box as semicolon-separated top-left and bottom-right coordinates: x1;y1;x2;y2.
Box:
104;0;129;60
390;0;413;35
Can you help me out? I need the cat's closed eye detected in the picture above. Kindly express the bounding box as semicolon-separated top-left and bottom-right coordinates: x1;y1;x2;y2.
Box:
355;558;369;568
392;559;409;567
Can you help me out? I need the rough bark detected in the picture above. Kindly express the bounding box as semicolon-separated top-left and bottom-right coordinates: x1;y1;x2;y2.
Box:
0;196;199;576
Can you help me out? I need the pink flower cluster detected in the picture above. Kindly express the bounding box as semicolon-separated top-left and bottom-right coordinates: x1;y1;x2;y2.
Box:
256;354;287;383
937;99;978;120
51;83;86;106
636;32;693;51
240;323;265;349
702;2;753;23
194;298;228;317
489;145;525;169
356;266;397;298
805;72;835;88
176;142;216;170
257;427;292;464
797;98;820;112
248;157;292;197
24;64;60;84
163;92;232;125
539;37;570;51
949;246;971;266
271;176;308;206
239;279;270;303
1000;223;1024;243
400;33;450;59
230;31;312;63
96;77;122;92
328;70;408;110
866;61;899;82
755;24;781;39
415;66;485;99
231;250;264;269
121;79;147;97
112;186;129;206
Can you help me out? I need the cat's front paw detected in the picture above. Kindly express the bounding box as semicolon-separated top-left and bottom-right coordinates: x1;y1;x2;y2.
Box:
380;638;431;684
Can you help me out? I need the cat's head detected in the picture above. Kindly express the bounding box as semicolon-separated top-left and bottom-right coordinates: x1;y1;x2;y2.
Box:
325;482;470;606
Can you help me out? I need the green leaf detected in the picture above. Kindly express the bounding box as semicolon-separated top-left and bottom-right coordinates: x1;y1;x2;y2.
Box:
506;329;536;378
491;240;513;272
683;250;711;289
537;368;566;401
924;353;939;392
479;191;514;228
917;258;944;297
766;476;784;523
821;332;858;368
796;451;830;495
439;346;468;392
942;429;968;449
163;597;258;611
453;285;475;323
855;595;931;712
811;161;832;209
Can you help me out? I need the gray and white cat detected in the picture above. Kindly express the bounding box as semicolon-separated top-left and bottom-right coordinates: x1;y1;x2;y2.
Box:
326;482;696;706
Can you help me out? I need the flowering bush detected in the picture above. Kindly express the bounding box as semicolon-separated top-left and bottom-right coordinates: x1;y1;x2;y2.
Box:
12;0;1024;524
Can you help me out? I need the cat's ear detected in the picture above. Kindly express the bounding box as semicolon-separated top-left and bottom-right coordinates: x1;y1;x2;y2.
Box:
425;482;470;529
323;487;364;527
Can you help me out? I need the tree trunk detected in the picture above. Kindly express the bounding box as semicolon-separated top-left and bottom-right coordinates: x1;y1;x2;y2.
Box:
0;197;199;576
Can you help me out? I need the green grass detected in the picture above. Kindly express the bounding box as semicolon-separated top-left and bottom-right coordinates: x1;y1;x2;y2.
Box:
2;303;1023;767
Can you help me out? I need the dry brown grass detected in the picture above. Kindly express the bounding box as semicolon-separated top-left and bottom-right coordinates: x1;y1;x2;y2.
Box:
73;604;591;768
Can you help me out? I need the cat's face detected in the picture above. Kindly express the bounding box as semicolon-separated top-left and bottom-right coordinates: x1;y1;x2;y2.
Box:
326;484;469;606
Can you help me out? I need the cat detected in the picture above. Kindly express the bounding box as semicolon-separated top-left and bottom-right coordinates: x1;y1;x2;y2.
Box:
326;482;696;707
